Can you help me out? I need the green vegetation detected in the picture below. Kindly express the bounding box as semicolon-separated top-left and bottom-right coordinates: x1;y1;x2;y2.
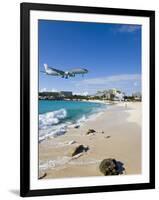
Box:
39;90;142;102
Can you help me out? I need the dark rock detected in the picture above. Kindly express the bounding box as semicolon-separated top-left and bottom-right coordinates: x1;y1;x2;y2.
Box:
99;158;125;176
69;144;89;157
74;124;80;128
86;129;96;135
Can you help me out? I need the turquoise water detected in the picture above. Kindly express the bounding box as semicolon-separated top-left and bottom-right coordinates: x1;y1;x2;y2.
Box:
38;100;106;140
39;100;106;121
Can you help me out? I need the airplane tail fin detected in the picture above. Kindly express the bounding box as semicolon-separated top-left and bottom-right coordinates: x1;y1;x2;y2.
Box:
44;63;48;72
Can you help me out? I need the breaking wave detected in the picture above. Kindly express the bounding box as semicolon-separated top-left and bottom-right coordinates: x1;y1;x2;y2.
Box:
38;102;107;142
39;108;67;130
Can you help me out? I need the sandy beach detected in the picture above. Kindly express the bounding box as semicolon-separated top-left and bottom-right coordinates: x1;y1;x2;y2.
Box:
39;102;141;179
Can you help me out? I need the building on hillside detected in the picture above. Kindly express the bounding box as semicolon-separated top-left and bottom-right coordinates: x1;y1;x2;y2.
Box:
95;89;124;101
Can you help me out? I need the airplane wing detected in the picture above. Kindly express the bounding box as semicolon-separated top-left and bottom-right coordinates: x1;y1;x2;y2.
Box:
50;67;65;75
68;68;88;74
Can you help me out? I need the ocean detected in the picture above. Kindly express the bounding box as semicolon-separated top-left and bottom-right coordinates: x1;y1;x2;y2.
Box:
39;100;106;142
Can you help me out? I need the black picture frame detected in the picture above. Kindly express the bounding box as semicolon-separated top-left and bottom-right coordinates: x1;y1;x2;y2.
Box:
20;2;155;197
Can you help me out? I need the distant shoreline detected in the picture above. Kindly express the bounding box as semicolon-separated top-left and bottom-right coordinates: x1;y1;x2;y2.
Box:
39;98;118;105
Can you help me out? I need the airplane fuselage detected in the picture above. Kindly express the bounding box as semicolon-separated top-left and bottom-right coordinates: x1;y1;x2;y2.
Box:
45;68;59;76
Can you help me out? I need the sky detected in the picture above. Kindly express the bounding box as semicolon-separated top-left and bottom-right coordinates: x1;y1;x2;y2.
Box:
38;20;141;95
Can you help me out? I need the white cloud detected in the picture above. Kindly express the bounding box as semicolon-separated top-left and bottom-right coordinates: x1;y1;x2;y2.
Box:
51;88;57;92
39;88;57;92
117;25;140;33
74;74;141;95
39;88;47;92
78;74;141;85
133;82;138;87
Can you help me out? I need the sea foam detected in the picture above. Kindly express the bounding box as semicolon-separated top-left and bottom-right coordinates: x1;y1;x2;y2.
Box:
39;108;67;130
38;101;107;142
39;109;68;142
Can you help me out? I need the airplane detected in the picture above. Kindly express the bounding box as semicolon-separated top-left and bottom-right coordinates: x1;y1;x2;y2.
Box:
41;64;88;79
